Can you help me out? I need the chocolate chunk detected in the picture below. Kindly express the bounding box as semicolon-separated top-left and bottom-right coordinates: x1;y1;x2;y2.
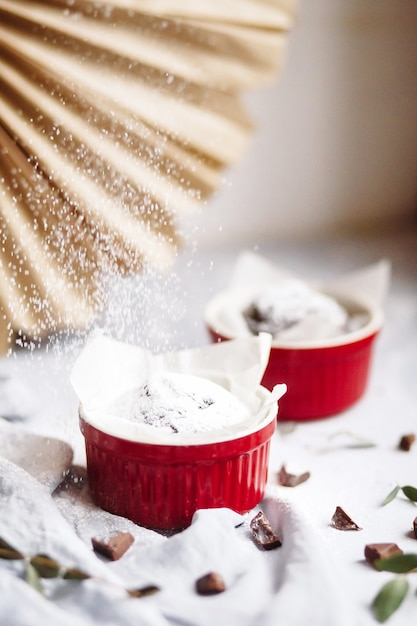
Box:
277;464;310;487
91;531;134;561
365;543;403;567
250;511;282;550
331;506;362;531
413;517;417;539
399;434;416;451
195;572;226;595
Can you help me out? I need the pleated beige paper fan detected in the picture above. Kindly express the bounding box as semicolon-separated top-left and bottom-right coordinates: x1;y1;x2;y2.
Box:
0;0;296;351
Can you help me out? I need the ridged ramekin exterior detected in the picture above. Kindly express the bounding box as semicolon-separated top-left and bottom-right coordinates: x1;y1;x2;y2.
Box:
208;329;379;421
80;415;275;531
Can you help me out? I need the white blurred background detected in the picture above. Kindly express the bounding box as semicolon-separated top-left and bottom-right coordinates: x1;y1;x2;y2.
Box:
181;0;417;249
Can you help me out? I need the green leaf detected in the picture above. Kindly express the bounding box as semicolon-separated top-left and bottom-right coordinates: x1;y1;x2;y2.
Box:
0;538;24;560
25;562;43;594
372;576;409;623
0;547;25;560
375;553;417;574
30;554;61;579
382;486;400;506
127;585;160;598
401;485;417;503
62;567;90;580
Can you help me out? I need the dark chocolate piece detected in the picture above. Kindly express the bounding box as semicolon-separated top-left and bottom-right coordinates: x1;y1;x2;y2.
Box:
399;434;416;451
331;506;362;531
195;572;226;595
250;511;282;550
92;531;134;561
413;517;417;539
365;543;403;567
277;464;310;487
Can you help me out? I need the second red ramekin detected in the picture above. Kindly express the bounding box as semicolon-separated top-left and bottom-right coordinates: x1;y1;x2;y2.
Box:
205;288;383;421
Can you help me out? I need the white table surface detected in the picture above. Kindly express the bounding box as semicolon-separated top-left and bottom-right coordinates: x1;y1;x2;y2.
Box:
0;220;416;626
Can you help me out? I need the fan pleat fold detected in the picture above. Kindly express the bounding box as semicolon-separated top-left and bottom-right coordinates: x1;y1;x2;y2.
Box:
0;0;296;350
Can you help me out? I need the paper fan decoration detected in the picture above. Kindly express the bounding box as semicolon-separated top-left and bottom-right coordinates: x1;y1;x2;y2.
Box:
0;0;296;351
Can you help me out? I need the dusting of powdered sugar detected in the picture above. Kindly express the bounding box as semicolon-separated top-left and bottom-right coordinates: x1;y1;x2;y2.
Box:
243;280;350;340
107;372;251;436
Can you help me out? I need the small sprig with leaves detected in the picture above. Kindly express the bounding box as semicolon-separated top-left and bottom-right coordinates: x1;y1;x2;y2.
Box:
369;483;417;622
372;576;409;623
371;552;417;622
382;484;417;507
0;537;159;598
0;536;90;594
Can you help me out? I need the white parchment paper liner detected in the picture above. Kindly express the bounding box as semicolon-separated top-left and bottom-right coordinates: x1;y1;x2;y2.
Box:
71;331;286;445
205;252;391;347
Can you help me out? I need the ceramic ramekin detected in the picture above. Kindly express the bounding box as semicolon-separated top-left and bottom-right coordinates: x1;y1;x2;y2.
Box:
79;385;278;531
205;287;383;421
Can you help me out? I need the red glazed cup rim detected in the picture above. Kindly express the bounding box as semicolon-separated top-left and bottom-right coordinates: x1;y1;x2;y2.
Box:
79;384;279;448
204;285;383;350
80;409;277;463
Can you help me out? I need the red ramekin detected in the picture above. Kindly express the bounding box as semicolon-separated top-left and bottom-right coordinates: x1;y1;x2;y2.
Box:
205;288;383;421
79;386;278;531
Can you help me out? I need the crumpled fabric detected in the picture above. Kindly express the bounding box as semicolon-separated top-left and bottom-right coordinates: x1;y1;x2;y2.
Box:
0;440;356;626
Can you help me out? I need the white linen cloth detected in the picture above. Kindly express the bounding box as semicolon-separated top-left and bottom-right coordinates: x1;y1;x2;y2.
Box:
1;284;416;626
0;229;416;626
0;450;354;626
